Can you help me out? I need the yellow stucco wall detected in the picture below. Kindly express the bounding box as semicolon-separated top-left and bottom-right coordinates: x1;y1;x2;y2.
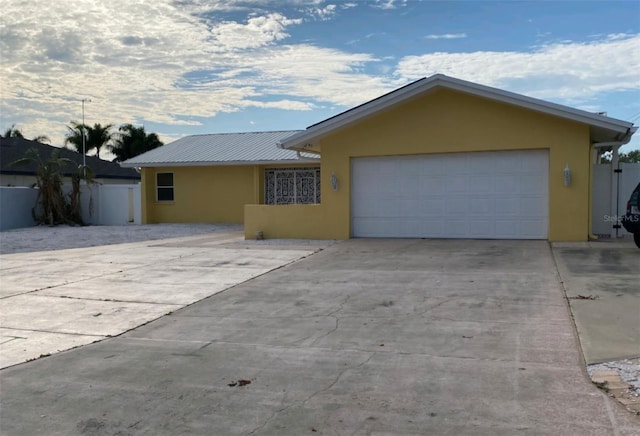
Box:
142;166;256;224
246;88;592;241
244;204;328;239
141;163;320;224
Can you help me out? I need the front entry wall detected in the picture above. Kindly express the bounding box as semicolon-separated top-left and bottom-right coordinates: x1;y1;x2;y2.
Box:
316;89;591;241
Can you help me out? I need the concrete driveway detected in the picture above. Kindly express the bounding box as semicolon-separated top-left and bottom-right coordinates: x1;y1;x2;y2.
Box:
1;239;639;434
0;229;326;369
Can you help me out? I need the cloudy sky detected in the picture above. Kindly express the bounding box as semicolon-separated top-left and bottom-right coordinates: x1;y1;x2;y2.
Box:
2;0;639;158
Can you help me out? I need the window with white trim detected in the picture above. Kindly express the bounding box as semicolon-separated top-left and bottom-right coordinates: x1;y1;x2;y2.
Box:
156;172;174;202
265;167;320;205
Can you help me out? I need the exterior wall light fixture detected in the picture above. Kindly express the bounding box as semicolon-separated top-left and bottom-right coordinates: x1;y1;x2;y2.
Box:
330;173;339;191
564;164;571;187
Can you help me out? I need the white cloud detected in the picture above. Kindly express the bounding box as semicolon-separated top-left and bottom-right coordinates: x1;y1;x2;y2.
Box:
244;100;315;110
371;0;407;10
2;1;638;150
425;33;467;40
211;13;303;50
396;34;640;101
304;4;337;20
0;0;387;146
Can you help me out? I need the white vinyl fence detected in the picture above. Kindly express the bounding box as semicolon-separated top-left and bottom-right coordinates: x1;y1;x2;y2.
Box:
0;184;141;231
592;163;640;237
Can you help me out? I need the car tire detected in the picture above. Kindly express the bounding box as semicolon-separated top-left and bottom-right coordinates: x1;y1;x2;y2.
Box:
634;233;640;249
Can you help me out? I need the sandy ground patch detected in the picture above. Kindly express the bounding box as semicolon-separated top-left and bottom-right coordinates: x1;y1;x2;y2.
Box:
0;223;241;254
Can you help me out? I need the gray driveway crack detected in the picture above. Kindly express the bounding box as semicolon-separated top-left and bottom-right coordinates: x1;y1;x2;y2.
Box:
246;351;375;435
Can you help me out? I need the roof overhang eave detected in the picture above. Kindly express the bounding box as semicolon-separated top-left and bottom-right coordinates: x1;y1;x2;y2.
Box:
592;126;638;148
119;158;321;168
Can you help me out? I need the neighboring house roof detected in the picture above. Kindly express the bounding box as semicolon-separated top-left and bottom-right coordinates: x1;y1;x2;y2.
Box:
279;74;637;153
0;137;140;181
120;131;320;168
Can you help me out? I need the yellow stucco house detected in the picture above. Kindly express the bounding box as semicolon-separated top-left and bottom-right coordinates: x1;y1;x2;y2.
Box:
122;75;636;241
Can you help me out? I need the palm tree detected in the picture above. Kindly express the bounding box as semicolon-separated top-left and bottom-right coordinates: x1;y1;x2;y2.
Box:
2;124;25;138
65;122;113;159
64;121;87;154
32;135;51;144
2;125;51;143
11;148;93;225
86;123;113;159
109;124;163;162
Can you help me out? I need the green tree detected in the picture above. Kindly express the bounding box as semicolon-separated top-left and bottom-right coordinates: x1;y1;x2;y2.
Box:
11;148;94;225
620;150;640;163
64;121;113;159
109;124;163;162
600;149;640;164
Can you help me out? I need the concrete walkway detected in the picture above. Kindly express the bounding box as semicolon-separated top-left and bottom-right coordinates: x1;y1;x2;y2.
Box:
0;230;326;369
1;239;638;435
552;238;640;364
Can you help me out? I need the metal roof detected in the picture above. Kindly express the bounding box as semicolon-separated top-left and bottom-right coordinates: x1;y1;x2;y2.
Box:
121;130;319;168
279;74;636;153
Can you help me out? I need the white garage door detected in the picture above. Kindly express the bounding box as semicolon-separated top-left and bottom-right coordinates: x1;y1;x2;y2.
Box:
351;150;549;239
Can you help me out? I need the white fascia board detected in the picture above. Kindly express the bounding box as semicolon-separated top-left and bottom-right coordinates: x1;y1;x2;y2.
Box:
119;158;320;168
279;74;634;150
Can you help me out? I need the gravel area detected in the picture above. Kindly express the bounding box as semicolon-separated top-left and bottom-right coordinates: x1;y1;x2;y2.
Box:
0;224;242;255
588;358;640;393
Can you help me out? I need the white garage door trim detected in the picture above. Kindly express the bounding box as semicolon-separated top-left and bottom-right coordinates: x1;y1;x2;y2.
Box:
351;150;549;239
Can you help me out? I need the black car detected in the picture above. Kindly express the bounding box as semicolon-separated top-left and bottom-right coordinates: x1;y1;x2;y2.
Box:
621;182;640;248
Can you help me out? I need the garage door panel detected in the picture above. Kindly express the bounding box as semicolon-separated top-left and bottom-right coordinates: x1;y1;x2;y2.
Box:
520;220;547;237
418;199;444;215
444;176;467;193
420;175;443;191
469;175;493;193
469;220;494;237
446;198;468;214
399;175;420;194
521;175;545;193
495;198;519;215
520;196;547;217
495;153;526;172
495;221;521;238
495;175;519;193
470;197;494;214
352;150;548;239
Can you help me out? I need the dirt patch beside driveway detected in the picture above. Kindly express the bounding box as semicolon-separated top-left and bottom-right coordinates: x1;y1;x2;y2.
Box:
0;223;241;254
